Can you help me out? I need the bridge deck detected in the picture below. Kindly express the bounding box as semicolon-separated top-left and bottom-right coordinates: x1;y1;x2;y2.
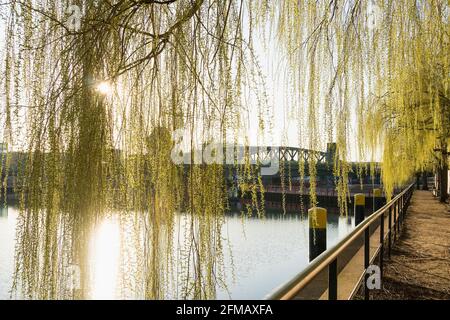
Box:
368;190;450;299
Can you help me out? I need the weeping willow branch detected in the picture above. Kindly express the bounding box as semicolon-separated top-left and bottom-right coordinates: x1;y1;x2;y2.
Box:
1;0;448;299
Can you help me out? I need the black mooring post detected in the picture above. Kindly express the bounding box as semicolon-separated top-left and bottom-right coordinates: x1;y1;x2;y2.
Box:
309;207;327;262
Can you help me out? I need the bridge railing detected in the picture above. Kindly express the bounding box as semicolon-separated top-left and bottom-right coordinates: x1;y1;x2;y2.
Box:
265;182;415;300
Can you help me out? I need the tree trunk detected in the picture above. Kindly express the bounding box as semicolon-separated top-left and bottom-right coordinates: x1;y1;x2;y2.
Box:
439;159;448;203
416;173;420;190
422;171;429;190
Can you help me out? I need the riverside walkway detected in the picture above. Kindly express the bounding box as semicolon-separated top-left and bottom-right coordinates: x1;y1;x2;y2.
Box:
370;190;450;299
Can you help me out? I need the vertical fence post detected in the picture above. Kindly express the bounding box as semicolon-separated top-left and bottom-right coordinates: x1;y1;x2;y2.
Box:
309;207;327;261
379;212;384;277
388;206;392;258
397;199;400;235
408;187;412;209
328;258;337;300
394;202;397;240
405;191;408;214
364;227;370;300
400;194;404;227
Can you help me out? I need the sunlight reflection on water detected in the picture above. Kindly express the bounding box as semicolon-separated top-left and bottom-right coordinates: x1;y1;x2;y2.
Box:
89;217;120;299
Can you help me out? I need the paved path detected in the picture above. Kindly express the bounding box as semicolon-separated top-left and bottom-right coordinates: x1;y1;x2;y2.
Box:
371;190;450;299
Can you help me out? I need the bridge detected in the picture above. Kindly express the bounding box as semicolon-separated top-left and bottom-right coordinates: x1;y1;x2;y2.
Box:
182;143;333;166
243;145;330;164
220;142;381;186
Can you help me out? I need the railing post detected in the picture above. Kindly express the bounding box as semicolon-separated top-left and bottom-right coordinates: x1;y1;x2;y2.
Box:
328;258;337;300
397;199;400;235
394;202;397;240
379;212;384;277
388;206;392;258
404;193;406;219
364;227;370;300
401;194;404;226
408;187;412;208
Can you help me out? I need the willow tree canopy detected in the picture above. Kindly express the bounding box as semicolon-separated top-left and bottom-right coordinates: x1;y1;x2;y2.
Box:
1;0;448;299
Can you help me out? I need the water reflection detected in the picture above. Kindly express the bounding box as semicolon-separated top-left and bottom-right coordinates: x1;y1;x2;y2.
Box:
89;218;120;299
0;205;15;299
217;211;355;299
0;205;356;299
0;206;7;217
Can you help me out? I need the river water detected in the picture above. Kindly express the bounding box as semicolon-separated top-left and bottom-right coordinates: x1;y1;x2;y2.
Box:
0;204;356;300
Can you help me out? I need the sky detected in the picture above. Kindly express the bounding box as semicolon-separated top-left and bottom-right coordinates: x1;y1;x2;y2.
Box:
0;2;365;160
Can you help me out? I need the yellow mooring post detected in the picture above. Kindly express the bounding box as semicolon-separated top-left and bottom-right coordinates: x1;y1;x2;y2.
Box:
309;207;327;261
354;194;366;226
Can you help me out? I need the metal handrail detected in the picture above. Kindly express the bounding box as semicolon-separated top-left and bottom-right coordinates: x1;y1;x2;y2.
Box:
265;183;415;300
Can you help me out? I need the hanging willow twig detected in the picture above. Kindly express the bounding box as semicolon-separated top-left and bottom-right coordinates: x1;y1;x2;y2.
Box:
1;0;448;299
